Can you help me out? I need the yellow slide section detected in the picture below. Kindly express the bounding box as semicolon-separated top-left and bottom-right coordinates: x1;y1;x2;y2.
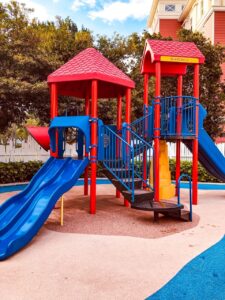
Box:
150;140;175;200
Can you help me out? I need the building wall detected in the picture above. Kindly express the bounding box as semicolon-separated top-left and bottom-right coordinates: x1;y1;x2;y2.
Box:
159;19;182;39
151;0;186;33
214;11;225;82
214;11;225;44
199;10;214;42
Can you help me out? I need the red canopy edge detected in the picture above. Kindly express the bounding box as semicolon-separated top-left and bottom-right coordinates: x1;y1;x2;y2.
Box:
27;126;50;152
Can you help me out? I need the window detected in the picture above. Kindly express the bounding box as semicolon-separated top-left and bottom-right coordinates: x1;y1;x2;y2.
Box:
165;4;176;12
181;5;185;11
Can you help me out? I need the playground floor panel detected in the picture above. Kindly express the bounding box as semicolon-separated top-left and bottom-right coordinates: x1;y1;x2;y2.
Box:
0;184;224;300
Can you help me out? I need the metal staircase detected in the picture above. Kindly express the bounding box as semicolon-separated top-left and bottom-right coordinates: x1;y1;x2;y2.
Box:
97;97;194;222
98;123;154;205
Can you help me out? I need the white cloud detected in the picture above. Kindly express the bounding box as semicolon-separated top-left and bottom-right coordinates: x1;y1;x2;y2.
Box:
2;0;53;21
89;0;152;23
71;0;96;11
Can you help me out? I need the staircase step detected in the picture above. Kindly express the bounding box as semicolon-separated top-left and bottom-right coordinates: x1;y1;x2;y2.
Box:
180;210;191;222
111;178;143;192
123;189;154;204
131;200;183;212
131;200;191;222
101;167;133;180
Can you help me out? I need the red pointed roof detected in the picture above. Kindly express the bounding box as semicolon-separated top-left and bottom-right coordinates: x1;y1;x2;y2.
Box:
146;40;205;63
141;39;205;76
48;48;135;98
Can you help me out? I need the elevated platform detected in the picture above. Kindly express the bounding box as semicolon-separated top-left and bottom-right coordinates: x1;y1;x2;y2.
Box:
131;201;191;222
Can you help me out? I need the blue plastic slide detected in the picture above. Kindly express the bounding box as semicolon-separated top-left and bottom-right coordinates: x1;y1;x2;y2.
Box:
0;157;89;260
184;104;225;181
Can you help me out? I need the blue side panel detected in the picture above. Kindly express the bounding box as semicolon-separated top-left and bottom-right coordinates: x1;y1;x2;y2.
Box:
147;106;154;138
98;121;117;161
0;158;89;260
77;129;84;160
49;116;90;152
184;104;225;182
98;119;104;161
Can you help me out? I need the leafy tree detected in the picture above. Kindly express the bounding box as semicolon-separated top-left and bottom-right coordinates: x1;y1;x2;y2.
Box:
178;29;225;138
0;1;94;129
1;1;224;139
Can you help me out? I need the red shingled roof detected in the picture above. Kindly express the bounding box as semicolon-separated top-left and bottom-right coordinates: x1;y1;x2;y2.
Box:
48;48;134;98
141;39;205;76
146;40;205;63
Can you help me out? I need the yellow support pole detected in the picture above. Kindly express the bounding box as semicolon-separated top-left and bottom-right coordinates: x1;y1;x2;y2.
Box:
60;196;64;226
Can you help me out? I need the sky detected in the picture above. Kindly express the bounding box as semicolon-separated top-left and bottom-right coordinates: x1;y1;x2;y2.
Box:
2;0;153;36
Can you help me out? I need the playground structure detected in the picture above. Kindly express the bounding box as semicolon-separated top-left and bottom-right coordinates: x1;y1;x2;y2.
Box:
1;40;225;260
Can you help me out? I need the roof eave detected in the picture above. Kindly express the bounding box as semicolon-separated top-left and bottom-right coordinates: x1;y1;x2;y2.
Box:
147;0;159;28
47;73;135;89
178;0;196;22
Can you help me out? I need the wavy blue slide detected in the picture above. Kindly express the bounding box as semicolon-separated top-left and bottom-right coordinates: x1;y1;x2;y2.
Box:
0;157;89;260
184;104;225;182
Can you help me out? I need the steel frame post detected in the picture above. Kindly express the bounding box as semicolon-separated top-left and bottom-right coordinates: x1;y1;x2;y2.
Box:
124;88;131;207
84;92;90;196
90;80;98;214
154;62;161;202
176;75;183;195
116;93;122;198
50;83;58;157
192;64;200;205
143;73;149;189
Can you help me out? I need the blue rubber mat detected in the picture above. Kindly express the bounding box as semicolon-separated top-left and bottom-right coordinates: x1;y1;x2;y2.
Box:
0;179;111;193
147;236;225;300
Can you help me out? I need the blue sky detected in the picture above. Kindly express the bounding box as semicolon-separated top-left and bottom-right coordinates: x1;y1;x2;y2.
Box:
3;0;152;36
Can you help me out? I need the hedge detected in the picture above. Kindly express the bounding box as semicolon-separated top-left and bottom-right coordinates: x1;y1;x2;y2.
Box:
0;159;221;184
169;159;221;183
0;161;43;184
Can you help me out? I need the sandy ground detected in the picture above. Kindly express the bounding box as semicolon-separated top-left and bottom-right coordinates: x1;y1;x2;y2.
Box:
0;184;224;300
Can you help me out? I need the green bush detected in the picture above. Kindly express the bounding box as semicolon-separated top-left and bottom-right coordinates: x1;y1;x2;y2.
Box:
169;159;221;183
0;161;43;184
0;159;221;184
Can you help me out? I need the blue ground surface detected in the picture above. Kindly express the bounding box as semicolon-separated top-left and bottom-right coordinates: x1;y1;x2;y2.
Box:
1;180;225;193
147;236;225;300
0;179;111;193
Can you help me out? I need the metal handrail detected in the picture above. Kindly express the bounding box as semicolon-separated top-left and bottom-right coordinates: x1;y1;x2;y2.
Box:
151;96;197;138
178;174;192;221
102;125;135;202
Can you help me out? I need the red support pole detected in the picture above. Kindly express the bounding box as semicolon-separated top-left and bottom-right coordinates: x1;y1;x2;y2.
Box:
50;83;58;157
192;64;200;205
90;80;98;214
143;73;149;189
116;93;122;198
50;83;58;119
84;92;90;196
154;62;161;202
124;88;131;207
176;75;183;195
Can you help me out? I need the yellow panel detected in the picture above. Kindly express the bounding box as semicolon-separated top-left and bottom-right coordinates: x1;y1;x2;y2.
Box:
160;56;199;64
150;140;175;200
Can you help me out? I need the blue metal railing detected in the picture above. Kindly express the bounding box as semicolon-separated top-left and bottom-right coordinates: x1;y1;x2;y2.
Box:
178;174;192;221
101;125;135;202
130;106;153;140
123;124;154;191
153;96;197;138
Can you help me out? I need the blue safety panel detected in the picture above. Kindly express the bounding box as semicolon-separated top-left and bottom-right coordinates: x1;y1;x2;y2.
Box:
184;104;225;182
0;157;89;260
49;116;90;153
98;121;117;161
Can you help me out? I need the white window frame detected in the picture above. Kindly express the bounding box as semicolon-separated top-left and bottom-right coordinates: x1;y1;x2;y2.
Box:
165;4;176;12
